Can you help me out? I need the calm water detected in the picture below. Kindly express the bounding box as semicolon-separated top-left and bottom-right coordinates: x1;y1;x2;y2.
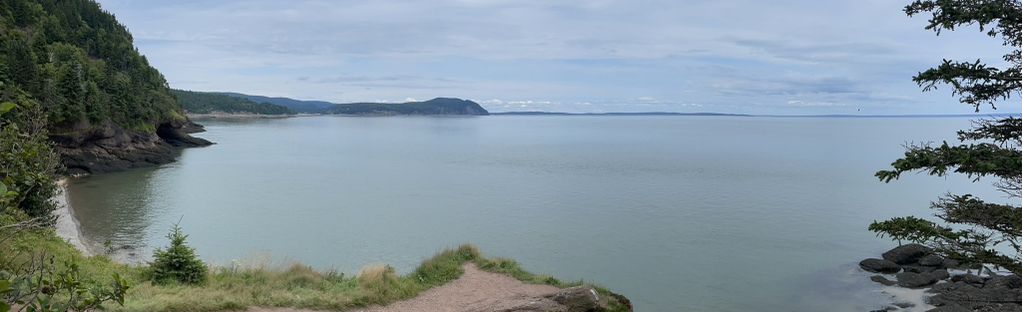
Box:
66;116;1003;311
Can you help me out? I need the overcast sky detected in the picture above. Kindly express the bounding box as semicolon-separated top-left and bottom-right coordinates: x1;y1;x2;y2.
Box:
95;0;1012;114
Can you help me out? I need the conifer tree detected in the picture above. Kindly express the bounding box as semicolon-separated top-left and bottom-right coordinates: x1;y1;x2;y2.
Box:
872;0;1022;273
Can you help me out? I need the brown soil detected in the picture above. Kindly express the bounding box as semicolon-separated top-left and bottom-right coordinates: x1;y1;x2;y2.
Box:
247;263;560;312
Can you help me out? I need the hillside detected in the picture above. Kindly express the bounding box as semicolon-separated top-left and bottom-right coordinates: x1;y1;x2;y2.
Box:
325;98;489;116
173;90;294;115
0;0;210;174
218;92;336;113
221;93;489;116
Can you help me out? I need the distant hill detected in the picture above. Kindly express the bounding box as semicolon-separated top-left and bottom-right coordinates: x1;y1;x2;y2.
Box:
324;98;488;116
220;93;489;116
218;93;336;114
173;90;294;115
491;111;750;117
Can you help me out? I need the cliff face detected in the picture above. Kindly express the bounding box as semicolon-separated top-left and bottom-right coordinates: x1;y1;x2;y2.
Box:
51;120;211;175
0;0;213;174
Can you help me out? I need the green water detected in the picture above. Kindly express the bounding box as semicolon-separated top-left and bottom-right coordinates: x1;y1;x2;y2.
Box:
66;115;999;311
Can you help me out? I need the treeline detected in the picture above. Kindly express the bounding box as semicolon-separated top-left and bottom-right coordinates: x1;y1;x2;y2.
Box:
172;90;294;115
323;98;489;115
0;0;183;132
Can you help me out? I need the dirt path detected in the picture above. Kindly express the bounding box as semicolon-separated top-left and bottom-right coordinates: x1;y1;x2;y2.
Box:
248;263;561;312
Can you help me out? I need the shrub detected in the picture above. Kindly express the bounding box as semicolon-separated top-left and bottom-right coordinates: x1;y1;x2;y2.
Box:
148;224;207;284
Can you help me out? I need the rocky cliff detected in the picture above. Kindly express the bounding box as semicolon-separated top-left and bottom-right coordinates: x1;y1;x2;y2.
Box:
51;120;211;175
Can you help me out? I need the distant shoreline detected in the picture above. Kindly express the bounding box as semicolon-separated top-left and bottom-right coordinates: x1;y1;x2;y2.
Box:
490;111;1022;118
191;111;1022;119
186;112;305;119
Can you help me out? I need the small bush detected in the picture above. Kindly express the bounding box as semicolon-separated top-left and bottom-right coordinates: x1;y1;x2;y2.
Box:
148;224;207;284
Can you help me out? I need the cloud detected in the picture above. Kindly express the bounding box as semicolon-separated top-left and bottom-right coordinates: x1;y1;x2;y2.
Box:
95;0;1006;114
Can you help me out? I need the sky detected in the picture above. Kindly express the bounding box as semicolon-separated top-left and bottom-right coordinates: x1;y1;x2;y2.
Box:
94;0;1014;114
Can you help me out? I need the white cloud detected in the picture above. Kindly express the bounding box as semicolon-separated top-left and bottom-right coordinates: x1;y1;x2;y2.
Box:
95;0;1007;114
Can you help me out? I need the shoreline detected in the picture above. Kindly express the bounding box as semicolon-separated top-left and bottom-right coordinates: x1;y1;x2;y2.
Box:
52;178;93;256
186;112;317;119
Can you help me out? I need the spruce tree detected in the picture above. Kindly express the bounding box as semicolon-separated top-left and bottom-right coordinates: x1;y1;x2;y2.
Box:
871;0;1022;273
149;223;207;284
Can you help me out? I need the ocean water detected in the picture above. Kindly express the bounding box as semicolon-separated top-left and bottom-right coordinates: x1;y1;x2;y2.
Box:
65;115;1004;311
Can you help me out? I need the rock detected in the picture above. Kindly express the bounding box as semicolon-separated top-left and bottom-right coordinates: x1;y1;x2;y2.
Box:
607;292;632;312
919;254;944;266
545;286;602;312
871;275;897;286
928;275;1022;312
896;271;941;288
893;301;915;308
941;259;960;270
927;304;973;312
882;244;931;264
494;286;619;312
950;274;985;286
904;265;940;273
52;120;212;175
931;269;950;281
986;275;1022;289
860;258;902;274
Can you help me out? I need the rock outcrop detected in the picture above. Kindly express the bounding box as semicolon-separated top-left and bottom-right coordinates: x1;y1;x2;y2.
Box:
491;286;624;312
51;120;212;175
862;244;1022;311
861;258;902;274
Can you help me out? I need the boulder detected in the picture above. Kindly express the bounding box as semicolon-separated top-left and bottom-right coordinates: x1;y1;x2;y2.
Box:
882;244;931;264
860;258;901;274
941;259;960;270
495;286;616;312
545;286;602;312
950;274;985;286
903;265;940;274
871;275;897;286
928;275;1022;311
986;275;1022;290
918;254;944;266
930;269;950;281
896;271;941;288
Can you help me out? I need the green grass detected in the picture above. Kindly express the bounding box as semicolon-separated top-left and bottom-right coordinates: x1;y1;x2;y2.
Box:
3;230;628;312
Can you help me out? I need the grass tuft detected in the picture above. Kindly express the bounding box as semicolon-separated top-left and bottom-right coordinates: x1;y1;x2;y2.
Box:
2;235;629;312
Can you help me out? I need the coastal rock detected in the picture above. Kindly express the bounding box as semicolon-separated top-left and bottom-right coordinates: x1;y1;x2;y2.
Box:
927;303;974;312
928;278;1022;311
931;269;950;281
941;259;960;270
871;275;897;286
883;244;931;265
904;265;941;274
52;120;212;175
985;275;1022;289
919;254;944;266
493;286;615;312
896;271;941;288
545;287;602;312
950;274;986;286
861;258;902;274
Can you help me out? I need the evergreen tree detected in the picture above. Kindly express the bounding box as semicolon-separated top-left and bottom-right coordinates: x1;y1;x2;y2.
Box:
871;0;1022;273
148;223;207;284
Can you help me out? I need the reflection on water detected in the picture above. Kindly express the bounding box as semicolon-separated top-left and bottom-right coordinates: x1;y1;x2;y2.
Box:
65;116;999;311
68;167;169;262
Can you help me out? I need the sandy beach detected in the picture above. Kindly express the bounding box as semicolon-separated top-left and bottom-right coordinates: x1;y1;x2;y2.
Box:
52;178;92;256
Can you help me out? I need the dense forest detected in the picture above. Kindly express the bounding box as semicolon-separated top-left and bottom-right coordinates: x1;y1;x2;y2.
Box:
323;98;488;115
221;93;490;116
172;90;294;115
0;0;184;133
